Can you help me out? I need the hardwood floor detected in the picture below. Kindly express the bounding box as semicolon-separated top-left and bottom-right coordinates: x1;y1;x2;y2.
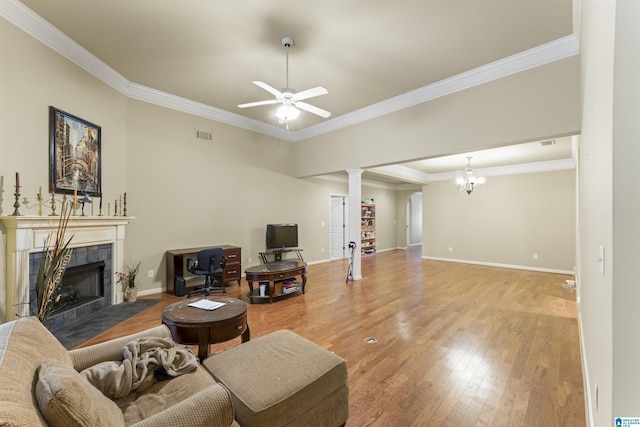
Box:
79;246;585;427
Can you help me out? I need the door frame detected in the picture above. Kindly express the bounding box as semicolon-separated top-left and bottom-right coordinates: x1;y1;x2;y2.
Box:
330;194;349;259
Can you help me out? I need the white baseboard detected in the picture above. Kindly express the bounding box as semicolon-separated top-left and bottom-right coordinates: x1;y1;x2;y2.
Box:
375;247;396;253
137;287;164;297
421;256;575;275
307;258;333;265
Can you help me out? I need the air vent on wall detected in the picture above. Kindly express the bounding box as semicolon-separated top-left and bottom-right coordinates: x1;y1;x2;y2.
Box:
196;130;213;141
540;139;556;146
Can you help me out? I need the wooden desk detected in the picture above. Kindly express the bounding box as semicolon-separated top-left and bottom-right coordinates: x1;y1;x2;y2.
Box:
166;245;241;295
245;261;307;304
161;296;249;360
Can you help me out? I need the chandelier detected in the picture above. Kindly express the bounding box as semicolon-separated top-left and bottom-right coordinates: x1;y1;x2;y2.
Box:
456;157;485;195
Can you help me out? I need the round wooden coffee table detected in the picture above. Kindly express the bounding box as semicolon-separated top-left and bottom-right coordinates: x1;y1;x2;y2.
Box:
161;296;250;360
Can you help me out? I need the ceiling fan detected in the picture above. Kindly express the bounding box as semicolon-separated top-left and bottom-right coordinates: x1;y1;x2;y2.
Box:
238;36;331;126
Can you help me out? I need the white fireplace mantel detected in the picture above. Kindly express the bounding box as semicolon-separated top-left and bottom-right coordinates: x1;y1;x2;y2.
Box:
0;215;135;323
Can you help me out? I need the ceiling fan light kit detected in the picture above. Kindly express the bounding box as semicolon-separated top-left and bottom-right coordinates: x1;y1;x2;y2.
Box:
238;36;331;126
276;104;300;122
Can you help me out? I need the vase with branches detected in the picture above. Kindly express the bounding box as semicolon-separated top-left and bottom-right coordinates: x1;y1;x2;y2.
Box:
116;261;141;302
36;201;74;323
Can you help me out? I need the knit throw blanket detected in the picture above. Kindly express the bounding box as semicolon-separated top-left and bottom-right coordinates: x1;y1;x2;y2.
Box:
80;337;198;399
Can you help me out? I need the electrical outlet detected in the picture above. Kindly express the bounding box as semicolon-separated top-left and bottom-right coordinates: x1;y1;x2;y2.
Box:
321;248;325;253
147;269;153;278
448;247;453;252
248;257;252;264
533;253;538;260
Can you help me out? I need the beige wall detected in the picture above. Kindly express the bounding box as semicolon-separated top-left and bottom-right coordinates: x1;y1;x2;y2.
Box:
611;1;640;416
423;170;576;272
292;57;581;177
0;14;408;299
1;15;579;299
578;0;615;424
579;0;640;423
123;100;406;289
0;18;128;214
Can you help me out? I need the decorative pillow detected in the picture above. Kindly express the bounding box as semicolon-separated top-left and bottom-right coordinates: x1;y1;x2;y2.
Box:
35;359;125;427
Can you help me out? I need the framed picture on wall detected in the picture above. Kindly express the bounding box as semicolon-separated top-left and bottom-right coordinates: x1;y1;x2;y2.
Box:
49;106;102;196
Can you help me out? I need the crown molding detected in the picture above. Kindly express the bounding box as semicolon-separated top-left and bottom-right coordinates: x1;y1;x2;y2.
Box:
0;0;130;93
126;83;292;140
367;164;432;185
2;0;579;143
293;35;580;142
310;173;408;191
1;0;292;140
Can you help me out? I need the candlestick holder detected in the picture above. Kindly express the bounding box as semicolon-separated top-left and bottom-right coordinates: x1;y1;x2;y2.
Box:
11;184;21;216
49;192;57;216
79;193;91;216
37;192;43;216
123;196;127;216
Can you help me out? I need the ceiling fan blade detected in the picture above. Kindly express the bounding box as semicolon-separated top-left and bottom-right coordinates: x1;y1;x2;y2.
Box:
253;81;283;98
293;86;328;101
238;99;279;108
296;102;331;118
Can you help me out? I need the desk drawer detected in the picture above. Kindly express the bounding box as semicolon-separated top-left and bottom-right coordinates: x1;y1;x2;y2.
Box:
223;248;241;265
223;266;241;282
223;247;241;283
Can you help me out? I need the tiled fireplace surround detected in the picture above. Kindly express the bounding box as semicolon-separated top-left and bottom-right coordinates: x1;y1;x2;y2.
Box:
29;244;112;331
0;216;134;325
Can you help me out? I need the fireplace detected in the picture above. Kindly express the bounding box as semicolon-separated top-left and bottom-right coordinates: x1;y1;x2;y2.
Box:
0;215;134;324
29;244;113;331
50;261;105;315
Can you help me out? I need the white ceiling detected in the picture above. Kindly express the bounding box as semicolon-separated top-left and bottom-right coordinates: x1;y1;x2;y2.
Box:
363;136;575;186
5;0;578;184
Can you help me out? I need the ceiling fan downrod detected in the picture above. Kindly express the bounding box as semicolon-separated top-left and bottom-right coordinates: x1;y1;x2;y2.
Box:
282;36;294;90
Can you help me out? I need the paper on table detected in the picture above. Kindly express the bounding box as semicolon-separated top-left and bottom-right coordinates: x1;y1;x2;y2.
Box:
188;299;226;311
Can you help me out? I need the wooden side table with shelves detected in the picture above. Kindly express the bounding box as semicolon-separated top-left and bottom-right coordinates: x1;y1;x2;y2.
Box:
244;261;307;304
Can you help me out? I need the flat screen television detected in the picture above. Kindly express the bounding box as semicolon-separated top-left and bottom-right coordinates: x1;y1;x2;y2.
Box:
266;223;298;250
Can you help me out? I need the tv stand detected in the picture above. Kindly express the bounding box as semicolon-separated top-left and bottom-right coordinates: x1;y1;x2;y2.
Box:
259;248;303;263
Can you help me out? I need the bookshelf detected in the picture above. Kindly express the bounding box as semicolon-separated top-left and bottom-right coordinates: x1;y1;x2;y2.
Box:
361;203;376;255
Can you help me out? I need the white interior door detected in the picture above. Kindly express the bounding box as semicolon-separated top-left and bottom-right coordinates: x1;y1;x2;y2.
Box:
406;197;412;247
330;195;347;259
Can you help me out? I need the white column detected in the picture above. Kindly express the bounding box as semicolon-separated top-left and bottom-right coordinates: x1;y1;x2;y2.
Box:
4;228;34;321
112;224;127;304
346;169;363;280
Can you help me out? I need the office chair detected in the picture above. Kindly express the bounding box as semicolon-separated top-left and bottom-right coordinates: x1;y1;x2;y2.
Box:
186;247;227;297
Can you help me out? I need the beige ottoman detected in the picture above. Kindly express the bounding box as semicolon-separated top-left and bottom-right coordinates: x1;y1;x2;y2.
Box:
203;330;349;427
